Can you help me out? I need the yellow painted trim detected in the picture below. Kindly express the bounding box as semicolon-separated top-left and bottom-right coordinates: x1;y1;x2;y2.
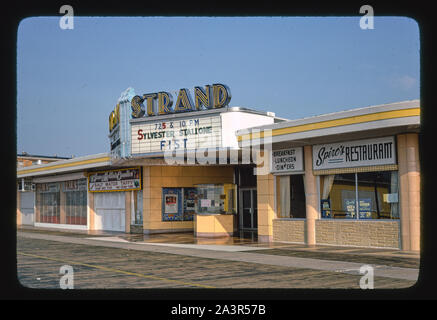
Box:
238;107;420;141
17;156;111;175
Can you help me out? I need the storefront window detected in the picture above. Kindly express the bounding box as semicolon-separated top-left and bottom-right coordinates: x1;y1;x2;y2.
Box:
64;179;87;225
196;184;224;214
277;175;306;218
65;191;87;225
195;184;236;215
36;183;60;224
320;171;399;219
357;172;399;219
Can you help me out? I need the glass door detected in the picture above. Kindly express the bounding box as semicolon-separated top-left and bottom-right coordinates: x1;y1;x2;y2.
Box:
239;188;257;230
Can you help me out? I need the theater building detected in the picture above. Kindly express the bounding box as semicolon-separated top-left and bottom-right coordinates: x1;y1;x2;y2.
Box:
16;85;421;251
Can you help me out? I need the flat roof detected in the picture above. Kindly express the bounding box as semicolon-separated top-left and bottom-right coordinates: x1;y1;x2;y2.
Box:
236;100;420;147
129;106;279;124
17;153;111;178
17;153;71;160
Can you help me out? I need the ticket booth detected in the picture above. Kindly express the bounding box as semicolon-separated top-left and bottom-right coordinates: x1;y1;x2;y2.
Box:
194;183;237;237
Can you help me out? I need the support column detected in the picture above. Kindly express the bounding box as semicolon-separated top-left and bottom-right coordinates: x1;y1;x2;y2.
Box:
35;191;40;223
125;191;131;233
88;191;95;230
60;189;66;224
256;150;276;242
17;191;21;226
304;145;318;246
142;166;151;232
397;133;421;252
407;134;421;252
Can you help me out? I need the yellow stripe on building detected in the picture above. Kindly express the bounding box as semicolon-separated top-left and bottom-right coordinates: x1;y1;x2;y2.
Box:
17;156;111;175
238;107;420;141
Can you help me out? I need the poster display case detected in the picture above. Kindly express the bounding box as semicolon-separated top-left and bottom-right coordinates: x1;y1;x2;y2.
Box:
162;187;198;221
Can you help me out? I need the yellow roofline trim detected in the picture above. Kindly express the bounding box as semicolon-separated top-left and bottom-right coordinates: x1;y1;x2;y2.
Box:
237;107;420;141
17;156;111;175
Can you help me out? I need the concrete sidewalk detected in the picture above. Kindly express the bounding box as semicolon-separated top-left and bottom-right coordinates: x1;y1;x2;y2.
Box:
17;231;419;281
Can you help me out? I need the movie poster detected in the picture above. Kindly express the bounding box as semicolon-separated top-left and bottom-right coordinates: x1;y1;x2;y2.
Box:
183;188;197;221
164;194;178;214
162;188;182;221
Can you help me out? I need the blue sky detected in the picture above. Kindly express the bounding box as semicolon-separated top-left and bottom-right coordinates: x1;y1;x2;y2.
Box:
17;16;420;157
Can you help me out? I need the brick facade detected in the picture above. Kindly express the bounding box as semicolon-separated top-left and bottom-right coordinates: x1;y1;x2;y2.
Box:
272;219;400;248
272;219;305;243
315;220;400;248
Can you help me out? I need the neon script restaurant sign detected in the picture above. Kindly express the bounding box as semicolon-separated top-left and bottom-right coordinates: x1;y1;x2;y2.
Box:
130;83;231;119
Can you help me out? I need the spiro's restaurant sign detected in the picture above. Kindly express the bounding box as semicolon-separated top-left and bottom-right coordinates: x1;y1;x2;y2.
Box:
88;167;141;192
312;136;396;170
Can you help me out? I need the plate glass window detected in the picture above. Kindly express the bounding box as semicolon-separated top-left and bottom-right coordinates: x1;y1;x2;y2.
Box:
320;171;399;219
36;183;60;224
277;175;306;218
64;179;87;225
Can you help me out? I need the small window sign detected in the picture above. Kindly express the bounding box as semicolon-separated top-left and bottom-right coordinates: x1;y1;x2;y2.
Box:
383;193;399;203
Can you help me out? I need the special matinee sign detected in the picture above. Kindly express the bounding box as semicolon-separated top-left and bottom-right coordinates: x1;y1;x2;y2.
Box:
130;84;231;118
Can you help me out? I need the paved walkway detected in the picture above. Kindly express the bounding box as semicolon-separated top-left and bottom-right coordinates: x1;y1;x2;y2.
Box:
17;230;420;281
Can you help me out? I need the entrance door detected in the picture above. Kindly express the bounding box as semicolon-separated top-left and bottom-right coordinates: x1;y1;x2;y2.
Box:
290;175;306;218
239;188;257;230
94;192;125;232
20;191;35;225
